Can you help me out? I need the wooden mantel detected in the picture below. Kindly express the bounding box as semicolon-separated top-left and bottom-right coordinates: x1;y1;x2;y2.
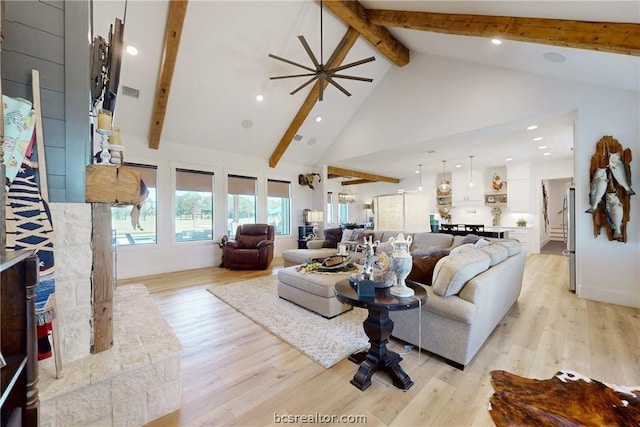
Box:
85;164;143;352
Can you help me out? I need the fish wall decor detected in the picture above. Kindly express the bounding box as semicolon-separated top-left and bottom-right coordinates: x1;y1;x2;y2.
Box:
588;136;634;242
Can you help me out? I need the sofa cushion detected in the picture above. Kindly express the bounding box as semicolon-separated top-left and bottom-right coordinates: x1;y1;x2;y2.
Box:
480;243;509;266
322;228;342;248
412;232;454;250
306;239;325;249
496;240;523;256
449;243;476;255
432;249;491;297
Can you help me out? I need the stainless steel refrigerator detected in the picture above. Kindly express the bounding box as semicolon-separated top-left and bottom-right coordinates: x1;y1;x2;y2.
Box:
562;187;576;291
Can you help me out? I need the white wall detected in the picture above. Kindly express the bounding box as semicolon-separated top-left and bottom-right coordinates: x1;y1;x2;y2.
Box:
115;136;314;279
327;53;639;308
115;53;639;307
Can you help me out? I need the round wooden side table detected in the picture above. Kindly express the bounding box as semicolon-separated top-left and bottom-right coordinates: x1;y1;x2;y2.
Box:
334;279;427;391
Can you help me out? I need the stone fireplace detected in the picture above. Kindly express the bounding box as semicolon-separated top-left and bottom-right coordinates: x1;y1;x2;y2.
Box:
38;203;182;426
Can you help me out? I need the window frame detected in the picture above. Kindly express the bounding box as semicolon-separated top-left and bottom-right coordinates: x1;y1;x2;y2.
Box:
226;174;258;237
267;178;291;236
173;168;215;244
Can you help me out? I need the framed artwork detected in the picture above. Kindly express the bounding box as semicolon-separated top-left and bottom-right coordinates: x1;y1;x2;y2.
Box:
487;196;496;203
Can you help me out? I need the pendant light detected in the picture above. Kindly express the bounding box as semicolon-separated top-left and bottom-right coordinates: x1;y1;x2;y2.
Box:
418;163;423;192
469;155;475;187
438;160;451;194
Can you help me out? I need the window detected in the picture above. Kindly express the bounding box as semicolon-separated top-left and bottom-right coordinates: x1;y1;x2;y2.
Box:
338;202;348;224
227;175;256;236
175;169;214;242
267;179;291;235
112;163;157;246
326;192;334;224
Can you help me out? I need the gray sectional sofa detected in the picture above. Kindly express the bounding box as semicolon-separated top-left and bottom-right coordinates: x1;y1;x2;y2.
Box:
282;228;527;369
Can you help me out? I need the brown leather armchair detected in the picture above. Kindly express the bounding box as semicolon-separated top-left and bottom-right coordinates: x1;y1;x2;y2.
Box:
223;224;275;270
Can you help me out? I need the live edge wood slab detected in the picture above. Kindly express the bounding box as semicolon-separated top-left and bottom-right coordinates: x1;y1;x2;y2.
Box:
85;164;142;204
489;370;640;426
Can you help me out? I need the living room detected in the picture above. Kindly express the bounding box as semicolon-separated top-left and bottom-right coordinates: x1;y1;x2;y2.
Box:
1;0;639;425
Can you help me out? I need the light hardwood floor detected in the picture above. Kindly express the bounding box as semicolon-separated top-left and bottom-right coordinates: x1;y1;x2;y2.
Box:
118;254;640;427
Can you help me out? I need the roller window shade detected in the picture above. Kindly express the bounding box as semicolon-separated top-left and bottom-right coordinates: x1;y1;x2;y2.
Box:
176;169;213;192
228;175;257;195
125;163;157;187
268;179;290;198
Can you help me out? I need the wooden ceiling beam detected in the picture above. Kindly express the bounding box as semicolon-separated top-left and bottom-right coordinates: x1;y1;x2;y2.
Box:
341;179;374;186
328;166;399;184
366;9;640;56
148;0;188;149
269;27;359;168
323;0;410;66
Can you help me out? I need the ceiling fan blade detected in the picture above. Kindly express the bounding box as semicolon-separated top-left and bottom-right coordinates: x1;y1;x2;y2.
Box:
328;56;376;73
324;37;349;68
325;76;352;97
290;75;319;96
298;36;320;70
270;73;317;80
268;54;316;73
330;74;374;82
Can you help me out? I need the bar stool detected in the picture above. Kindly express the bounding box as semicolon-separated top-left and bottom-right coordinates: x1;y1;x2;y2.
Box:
465;224;485;233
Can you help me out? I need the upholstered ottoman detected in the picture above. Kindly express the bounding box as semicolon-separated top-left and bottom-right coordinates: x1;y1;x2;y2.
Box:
277;266;353;318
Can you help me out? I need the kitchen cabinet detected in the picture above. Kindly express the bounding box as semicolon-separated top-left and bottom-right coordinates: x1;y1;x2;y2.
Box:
452;169;484;206
507;163;531;213
507;179;531;212
503;226;535;254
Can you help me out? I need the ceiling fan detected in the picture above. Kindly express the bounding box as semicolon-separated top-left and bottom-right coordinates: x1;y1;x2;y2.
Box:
268;0;375;101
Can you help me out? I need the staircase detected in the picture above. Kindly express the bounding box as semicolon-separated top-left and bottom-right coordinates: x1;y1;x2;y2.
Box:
549;226;566;241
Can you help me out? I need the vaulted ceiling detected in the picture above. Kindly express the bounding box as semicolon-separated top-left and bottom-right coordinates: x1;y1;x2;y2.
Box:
93;1;640;182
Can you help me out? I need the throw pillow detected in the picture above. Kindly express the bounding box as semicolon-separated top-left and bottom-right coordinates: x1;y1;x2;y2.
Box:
408;249;450;285
475;238;492;248
480;244;509;266
341;228;357;242
322;228;343;249
462;234;480;244
432;249;491;297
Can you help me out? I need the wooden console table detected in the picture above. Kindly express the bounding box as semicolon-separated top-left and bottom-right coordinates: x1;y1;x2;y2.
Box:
335;280;427;391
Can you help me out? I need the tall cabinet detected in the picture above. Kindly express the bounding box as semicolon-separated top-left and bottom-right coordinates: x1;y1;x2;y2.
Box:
0;250;39;427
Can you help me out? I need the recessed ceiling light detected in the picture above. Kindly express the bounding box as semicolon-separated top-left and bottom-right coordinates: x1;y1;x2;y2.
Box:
240;119;253;129
307;138;317;146
527;125;538;130
543;152;551;156
126;45;138;56
543;52;566;63
455;164;462;168
538;145;547;149
505;158;513;162
315;116;322;123
533;137;543;141
256;94;264;102
491;38;503;45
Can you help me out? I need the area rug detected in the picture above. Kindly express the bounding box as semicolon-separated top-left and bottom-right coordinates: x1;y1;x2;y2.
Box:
207;276;369;368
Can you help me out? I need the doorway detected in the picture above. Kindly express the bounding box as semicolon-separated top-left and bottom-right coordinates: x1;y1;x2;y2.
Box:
540;177;573;255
